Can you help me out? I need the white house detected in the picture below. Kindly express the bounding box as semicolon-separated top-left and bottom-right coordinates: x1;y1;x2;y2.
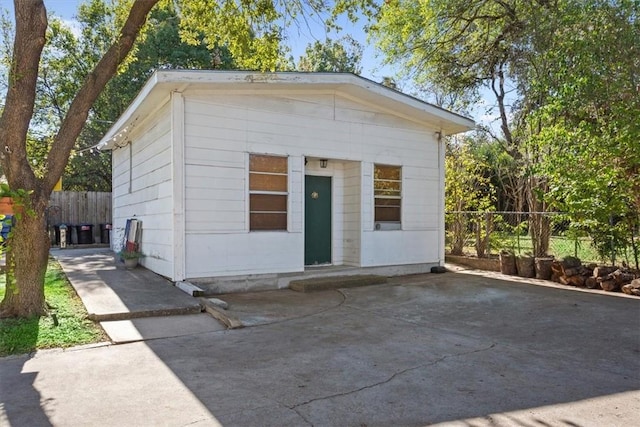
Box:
98;71;474;291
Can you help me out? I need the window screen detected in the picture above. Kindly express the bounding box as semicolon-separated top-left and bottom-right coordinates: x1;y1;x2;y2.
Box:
374;164;401;228
249;154;288;231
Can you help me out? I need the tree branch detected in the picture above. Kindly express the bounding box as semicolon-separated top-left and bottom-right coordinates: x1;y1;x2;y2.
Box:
0;0;48;189
43;0;160;193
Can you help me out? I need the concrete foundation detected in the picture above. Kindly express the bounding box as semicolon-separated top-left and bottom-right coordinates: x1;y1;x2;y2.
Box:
191;262;440;294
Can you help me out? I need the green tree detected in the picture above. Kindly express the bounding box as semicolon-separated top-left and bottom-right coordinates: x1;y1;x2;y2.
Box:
0;0;377;318
0;0;160;318
445;134;496;257
295;35;363;73
63;1;235;191
373;0;639;260
527;0;640;266
371;0;542;250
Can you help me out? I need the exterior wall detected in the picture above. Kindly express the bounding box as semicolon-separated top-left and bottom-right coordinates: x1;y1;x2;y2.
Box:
111;102;174;278
360;161;442;267
343;162;362;266
181;91;440;279
184;154;305;278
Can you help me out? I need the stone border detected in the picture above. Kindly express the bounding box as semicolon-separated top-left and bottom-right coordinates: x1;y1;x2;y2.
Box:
445;254;500;272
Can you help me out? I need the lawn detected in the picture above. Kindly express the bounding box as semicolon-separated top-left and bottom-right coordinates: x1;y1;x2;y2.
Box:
0;258;107;356
448;233;604;263
497;234;603;263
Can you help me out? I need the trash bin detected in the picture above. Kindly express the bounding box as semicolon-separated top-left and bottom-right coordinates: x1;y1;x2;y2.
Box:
76;224;93;244
99;223;112;244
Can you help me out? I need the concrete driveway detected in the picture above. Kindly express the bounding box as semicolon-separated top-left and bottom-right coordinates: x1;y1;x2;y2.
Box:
1;269;639;426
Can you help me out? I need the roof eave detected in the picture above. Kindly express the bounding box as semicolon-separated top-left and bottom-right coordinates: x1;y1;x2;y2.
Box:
97;72;162;150
98;71;475;150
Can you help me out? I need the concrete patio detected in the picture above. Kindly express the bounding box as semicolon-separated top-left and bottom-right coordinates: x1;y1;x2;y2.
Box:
1;248;638;426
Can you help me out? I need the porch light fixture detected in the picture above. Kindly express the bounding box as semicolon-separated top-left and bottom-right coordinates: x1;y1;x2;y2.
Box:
320;159;328;168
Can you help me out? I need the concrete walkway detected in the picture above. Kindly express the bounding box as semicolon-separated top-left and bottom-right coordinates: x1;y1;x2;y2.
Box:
53;248;224;343
0;249;638;426
53;247;202;321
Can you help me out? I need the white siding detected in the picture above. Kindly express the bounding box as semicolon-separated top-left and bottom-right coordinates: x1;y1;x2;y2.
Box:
184;155;304;278
343;162;361;266
112;102;174;277
186;232;304;277
180;91;441;279
360;230;440;267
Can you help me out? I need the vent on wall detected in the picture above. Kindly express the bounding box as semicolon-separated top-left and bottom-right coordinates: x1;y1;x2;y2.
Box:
375;222;401;231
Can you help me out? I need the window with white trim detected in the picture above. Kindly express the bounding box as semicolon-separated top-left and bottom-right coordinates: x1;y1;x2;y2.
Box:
249;154;288;231
374;164;401;229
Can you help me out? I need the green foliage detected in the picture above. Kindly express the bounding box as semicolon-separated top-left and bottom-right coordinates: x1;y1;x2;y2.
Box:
294;36;363;73
0;0;381;319
445;134;497;256
374;0;639;266
371;0;520;107
178;0;284;71
0;259;105;356
178;0;378;71
526;0;640;267
0;184;35;222
30;0;378;191
445;136;496;213
491;233;602;263
35;1;237;191
118;249;144;260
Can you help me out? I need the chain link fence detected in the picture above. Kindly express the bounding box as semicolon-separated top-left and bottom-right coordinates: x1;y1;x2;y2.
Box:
445;211;604;263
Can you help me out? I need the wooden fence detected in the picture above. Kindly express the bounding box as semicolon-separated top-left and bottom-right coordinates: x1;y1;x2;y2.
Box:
47;191;112;245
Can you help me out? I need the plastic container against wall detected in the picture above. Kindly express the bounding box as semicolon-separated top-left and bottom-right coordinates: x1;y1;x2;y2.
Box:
99;223;112;244
76;224;93;245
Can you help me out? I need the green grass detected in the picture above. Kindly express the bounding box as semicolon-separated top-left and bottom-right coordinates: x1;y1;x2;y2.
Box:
0;259;107;356
498;234;602;263
449;233;604;263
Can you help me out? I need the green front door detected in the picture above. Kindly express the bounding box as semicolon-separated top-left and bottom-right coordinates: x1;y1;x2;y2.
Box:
305;175;332;265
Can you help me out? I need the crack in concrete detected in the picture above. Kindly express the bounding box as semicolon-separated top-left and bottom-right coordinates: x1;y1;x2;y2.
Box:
288;342;498;411
291;406;315;426
230;398;314;426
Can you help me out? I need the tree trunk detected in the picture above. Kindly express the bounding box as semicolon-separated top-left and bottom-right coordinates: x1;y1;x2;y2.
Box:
450;213;465;255
0;0;159;318
529;211;551;257
474;213;493;258
527;176;551;257
0;198;49;317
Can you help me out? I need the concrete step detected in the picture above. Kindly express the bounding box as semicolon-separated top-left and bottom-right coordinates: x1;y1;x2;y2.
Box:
289;274;387;292
100;313;226;344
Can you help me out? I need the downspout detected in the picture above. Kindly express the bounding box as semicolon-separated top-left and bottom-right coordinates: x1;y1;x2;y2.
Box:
171;91;186;281
436;130;445;266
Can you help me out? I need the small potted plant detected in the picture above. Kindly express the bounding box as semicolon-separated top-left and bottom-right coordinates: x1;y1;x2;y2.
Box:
118;248;144;269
